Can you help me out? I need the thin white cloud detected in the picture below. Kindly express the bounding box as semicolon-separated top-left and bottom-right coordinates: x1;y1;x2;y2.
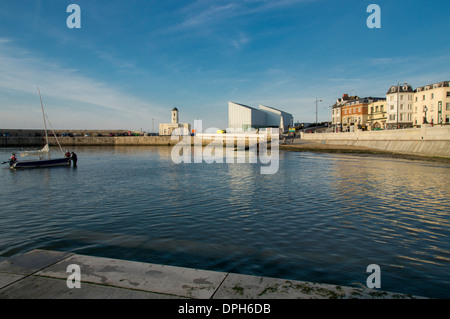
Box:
171;0;313;31
178;2;239;29
230;33;250;50
0;42;166;129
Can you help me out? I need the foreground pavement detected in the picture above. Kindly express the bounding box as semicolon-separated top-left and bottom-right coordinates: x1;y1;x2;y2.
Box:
0;249;425;299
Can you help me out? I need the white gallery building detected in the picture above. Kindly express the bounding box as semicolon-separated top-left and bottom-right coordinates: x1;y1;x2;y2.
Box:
228;102;293;133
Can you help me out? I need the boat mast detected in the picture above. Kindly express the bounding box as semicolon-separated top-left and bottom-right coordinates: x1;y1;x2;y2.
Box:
38;87;50;159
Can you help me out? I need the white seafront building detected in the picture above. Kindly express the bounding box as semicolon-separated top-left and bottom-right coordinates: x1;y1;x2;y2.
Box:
413;81;450;126
385;83;414;130
228;101;293;133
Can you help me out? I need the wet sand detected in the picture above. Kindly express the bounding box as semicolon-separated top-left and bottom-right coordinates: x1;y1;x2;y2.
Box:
280;139;450;164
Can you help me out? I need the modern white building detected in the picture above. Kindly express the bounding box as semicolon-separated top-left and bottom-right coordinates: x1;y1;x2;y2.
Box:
159;107;191;135
228;102;266;131
259;104;293;132
228;101;293;133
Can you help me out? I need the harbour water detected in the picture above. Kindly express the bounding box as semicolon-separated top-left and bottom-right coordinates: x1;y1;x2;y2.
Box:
1;146;449;298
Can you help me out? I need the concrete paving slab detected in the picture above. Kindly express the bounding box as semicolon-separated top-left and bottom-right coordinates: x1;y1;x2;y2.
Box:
0;273;25;289
36;253;228;299
212;273;418;299
0;275;182;299
0;249;72;275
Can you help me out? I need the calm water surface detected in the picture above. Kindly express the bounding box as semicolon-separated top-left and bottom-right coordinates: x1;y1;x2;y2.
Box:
1;146;449;298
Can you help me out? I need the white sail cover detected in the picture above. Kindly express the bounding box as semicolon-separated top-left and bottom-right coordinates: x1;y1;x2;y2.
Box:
20;144;50;157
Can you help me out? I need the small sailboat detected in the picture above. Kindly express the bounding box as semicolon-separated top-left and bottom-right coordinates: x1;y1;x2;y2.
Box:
9;88;72;169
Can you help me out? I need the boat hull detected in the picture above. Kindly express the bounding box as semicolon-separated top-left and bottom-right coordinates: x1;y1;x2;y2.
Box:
12;157;71;169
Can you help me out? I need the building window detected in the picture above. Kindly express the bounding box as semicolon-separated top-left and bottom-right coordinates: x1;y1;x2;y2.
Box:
423;95;426;100
390;105;394;110
415;96;418;102
447;92;450;97
431;93;434;99
447;115;450;124
446;102;450;110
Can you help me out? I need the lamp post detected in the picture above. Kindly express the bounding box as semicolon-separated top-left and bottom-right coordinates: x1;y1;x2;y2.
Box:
315;98;322;129
423;106;428;124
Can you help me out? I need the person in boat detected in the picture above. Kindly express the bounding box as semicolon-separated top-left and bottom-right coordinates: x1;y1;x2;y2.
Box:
9;153;17;167
65;151;71;157
71;152;77;167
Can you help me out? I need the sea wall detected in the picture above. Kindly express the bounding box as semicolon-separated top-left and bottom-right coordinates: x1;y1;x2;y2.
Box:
300;125;450;158
0;130;275;148
0;136;178;147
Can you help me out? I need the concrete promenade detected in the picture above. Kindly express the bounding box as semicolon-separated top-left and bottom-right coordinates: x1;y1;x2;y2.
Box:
0;249;424;299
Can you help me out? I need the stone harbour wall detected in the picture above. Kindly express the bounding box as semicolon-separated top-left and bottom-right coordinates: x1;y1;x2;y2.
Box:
300;125;450;158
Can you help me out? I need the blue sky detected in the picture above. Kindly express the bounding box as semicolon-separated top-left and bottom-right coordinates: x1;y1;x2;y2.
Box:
1;0;449;130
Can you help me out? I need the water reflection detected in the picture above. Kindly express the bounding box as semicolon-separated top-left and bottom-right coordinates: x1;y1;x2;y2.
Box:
1;147;450;298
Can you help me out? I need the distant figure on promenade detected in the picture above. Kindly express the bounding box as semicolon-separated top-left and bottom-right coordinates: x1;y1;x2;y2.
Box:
71;152;77;167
